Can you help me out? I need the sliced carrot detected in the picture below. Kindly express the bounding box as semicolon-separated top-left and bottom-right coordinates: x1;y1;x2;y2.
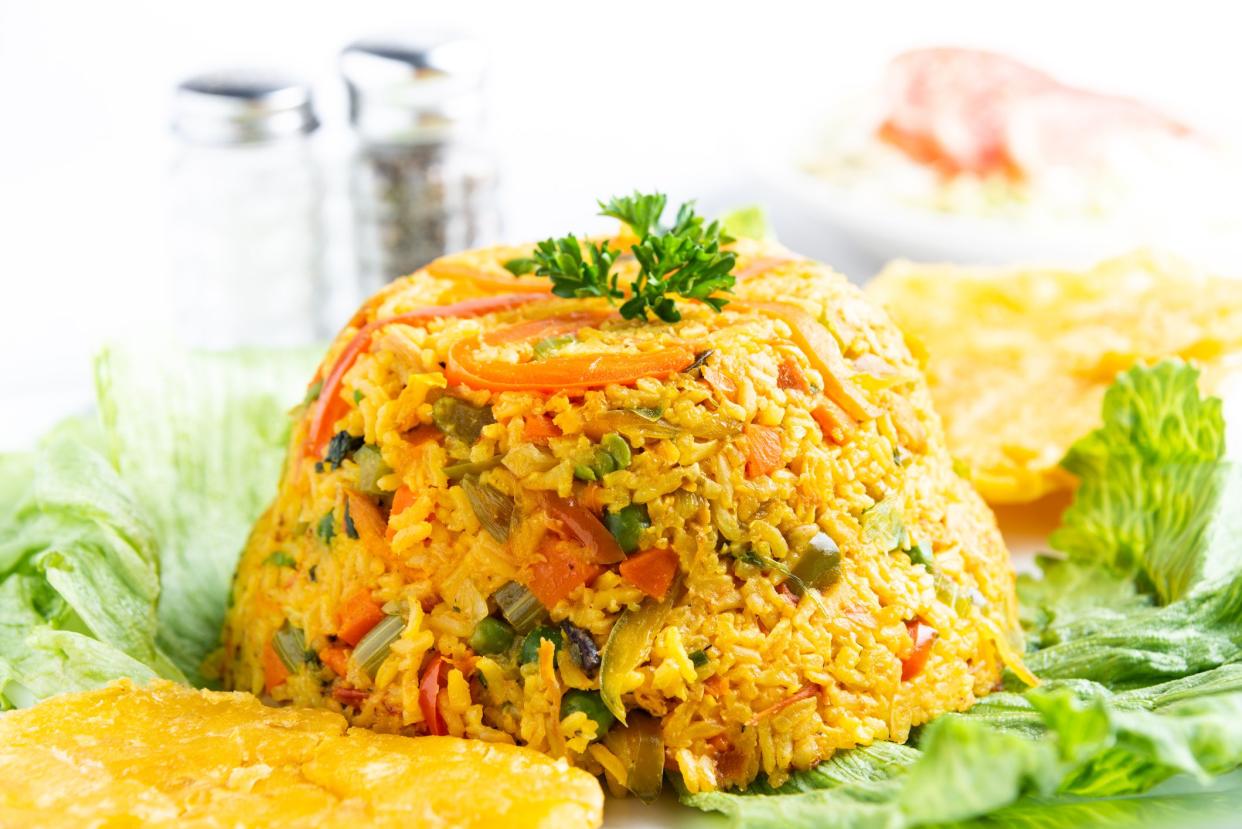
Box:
304;293;544;458
736;301;878;422
618;547;679;601
386;486;415;541
748;684;818;726
425;258;555;295
318;646;352;677
744;424;783;478
812;399;857;445
345;490;387;542
701;362;736;397
542;493;625;564
524;414;562;441
732;256;800;281
902;619;938;681
262;641;289;693
483;310;615;346
345;489;413;575
445;338;695;395
777;358;811;393
419;655;448;736
405;424;442;448
526;540;604;608
336;590;385;647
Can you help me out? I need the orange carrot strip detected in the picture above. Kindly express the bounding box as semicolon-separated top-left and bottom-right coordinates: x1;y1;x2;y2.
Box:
777;358;811;393
526;540;604;608
747;684;818;726
262;641;289;693
732;256;800;281
483;310;615;346
812;399;857;445
618;547;679;601
336;590;385;647
446;338;694;395
318;646;351;677
346;490;412;575
524;414;562;441
304;293;544;458
425;258;555;295
744;424;783;478
386;485;415;542
736;301;878;421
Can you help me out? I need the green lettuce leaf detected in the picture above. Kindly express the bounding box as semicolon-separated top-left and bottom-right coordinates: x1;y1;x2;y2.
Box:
1050;362;1232;603
0;345;315;706
95;346;316;682
719;205;776;241
685;362;1242;828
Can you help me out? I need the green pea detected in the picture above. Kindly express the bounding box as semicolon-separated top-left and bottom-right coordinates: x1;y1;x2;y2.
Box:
604;504;650;554
600;433;631;468
907;539;934;569
560;689;616;738
469;616;516;655
519;625;563;665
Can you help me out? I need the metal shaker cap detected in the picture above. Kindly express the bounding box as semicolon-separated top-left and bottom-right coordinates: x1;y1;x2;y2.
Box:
172;69;319;145
340;33;488;143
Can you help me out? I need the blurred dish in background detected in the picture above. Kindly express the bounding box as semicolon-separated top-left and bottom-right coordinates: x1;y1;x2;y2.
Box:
168;69;327;348
779;48;1242;269
342;33;500;297
867;250;1242;504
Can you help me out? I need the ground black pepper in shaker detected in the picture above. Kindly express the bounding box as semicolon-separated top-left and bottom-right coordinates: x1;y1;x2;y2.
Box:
340;33;499;293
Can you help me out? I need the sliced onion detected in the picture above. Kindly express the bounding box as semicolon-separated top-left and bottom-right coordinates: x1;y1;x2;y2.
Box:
493;581;547;635
353;614;406;677
273;623;309;672
616;710;665;800
461;475;514;542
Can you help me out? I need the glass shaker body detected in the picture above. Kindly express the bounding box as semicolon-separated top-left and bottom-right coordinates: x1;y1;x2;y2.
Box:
341;34;500;292
349;137;499;292
168;136;325;348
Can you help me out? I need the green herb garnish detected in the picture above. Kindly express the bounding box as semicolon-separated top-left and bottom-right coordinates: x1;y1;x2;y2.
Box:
264;551;296;568
316;511;335;544
505;192;736;323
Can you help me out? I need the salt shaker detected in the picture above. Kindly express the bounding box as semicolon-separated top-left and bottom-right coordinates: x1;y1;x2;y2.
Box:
340;34;500;293
168;69;325;348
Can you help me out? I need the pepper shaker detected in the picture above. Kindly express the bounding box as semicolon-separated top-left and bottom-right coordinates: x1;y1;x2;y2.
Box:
168;69;325;348
340;33;500;293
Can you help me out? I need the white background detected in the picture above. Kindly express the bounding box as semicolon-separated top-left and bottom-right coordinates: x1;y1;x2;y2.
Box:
2;0;1239;448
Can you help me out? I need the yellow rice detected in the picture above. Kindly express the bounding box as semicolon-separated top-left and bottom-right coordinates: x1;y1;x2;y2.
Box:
218;238;1024;792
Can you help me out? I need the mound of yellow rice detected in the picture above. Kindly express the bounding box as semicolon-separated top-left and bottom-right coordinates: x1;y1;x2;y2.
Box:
219;238;1026;794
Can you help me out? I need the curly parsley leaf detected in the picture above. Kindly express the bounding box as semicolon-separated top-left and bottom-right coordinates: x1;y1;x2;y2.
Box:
599;192;669;238
504;192;737;322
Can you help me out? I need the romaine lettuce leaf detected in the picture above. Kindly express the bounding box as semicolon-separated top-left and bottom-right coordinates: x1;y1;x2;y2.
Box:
720;205;776;241
1050;362;1231;603
95;346;316;682
0;345;315;706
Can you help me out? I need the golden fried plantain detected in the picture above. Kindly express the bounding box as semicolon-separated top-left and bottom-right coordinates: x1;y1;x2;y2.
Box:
869;251;1242;503
0;679;603;828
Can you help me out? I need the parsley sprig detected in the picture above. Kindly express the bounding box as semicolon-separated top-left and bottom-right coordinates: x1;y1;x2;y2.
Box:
504;192;737;323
